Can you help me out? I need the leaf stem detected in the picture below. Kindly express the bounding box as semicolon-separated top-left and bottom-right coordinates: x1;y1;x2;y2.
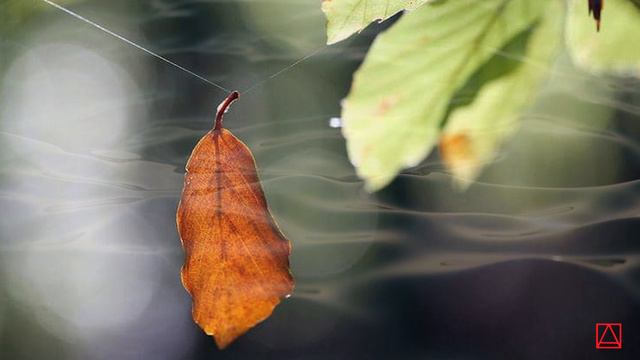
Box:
214;91;240;131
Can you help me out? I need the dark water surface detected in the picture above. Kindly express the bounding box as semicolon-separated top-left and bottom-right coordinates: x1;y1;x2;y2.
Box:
1;1;639;359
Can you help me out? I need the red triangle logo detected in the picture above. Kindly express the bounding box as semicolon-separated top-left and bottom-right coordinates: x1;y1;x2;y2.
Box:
599;325;620;344
596;323;622;349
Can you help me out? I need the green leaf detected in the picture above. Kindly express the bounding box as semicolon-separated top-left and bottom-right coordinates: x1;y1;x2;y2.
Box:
341;0;548;191
322;0;431;44
566;0;640;76
441;2;563;189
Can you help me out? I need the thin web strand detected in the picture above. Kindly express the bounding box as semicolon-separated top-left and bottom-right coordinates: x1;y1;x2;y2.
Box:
41;0;327;98
41;0;232;93
242;46;325;95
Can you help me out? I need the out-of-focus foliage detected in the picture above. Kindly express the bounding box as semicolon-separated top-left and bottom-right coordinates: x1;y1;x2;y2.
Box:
567;0;640;76
326;0;640;191
339;0;548;191
441;2;563;189
321;0;431;44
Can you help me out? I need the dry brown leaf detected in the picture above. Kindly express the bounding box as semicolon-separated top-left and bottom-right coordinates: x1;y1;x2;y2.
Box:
176;91;294;349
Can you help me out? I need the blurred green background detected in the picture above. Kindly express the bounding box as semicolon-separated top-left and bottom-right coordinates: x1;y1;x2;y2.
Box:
2;1;640;359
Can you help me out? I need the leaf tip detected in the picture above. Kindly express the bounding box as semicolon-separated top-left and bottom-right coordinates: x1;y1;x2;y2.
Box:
361;172;395;193
213;334;234;350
